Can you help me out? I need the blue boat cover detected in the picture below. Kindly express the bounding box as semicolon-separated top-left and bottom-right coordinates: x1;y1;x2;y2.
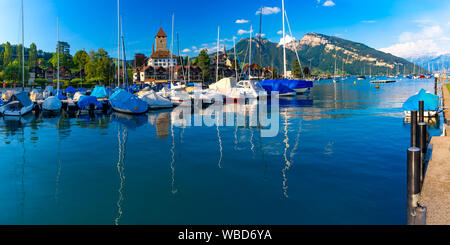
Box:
78;96;103;110
402;89;439;111
53;89;67;100
91;86;108;98
260;80;295;95
261;79;313;92
109;89;148;114
0;99;3;105
66;86;77;94
78;88;86;92
9;92;33;107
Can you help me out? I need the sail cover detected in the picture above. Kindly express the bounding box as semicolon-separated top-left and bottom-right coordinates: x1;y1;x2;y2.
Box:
78;96;103;110
66;86;77;94
109;89;148;114
9;92;33;107
402;89;439;112
91;86;108;98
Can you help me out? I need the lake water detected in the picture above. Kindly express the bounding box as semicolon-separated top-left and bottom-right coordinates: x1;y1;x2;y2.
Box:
0;78;442;225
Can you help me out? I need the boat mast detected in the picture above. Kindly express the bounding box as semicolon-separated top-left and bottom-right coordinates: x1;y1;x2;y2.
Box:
170;13;174;87
216;26;219;83
249;25;252;80
117;0;120;88
233;37;238;81
21;0;25;90
282;0;287;79
57;17;60;94
258;6;262;80
121;16;125;88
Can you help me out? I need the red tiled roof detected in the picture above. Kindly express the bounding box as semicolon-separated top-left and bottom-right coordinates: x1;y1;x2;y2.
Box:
150;51;177;59
156;28;167;38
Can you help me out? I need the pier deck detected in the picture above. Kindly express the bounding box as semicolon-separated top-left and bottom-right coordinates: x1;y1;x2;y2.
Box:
420;83;450;225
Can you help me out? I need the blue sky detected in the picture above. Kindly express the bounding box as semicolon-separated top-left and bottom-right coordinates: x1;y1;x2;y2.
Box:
0;0;449;58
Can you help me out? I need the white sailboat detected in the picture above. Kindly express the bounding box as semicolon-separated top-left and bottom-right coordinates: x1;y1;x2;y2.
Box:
0;0;34;117
42;17;63;113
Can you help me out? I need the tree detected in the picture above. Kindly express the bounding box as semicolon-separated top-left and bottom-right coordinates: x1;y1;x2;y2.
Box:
49;51;73;69
197;49;210;82
85;48;114;84
292;59;302;78
303;67;311;77
16;44;23;63
3;42;12;69
0;50;4;71
29;43;38;67
73;49;89;70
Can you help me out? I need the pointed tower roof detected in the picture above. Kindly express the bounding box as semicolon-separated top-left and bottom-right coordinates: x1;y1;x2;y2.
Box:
156;28;167;38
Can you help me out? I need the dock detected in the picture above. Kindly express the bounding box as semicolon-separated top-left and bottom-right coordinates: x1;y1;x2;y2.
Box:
370;80;396;84
419;75;450;225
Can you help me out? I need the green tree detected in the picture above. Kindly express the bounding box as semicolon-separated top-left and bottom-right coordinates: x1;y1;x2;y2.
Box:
197;49;210;82
292;59;302;78
3;42;12;69
0;50;4;71
29;43;38;67
303;67;311;77
49;52;73;69
85;48;114;84
73;49;89;70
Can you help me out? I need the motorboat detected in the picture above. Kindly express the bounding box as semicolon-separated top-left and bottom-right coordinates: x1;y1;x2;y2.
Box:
0;92;35;116
42;96;62;113
77;95;104;114
402;89;439;117
137;89;173;109
109;89;148;115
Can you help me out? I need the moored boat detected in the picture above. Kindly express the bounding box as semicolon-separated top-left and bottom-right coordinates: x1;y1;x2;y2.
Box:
0;92;35;116
402;89;439;117
109;89;148;115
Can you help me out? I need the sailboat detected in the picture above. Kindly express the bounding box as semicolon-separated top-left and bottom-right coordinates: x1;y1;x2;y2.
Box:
207;25;266;101
259;0;313;96
0;0;34;117
110;4;148;115
42;17;63;113
332;51;339;83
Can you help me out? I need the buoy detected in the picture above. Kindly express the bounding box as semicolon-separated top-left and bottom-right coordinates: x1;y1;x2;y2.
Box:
376;85;380;89
354;81;357;84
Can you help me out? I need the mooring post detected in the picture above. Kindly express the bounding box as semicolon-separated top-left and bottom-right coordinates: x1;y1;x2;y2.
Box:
411;111;418;147
418;122;427;185
434;77;438;95
407;147;421;225
418;100;424;123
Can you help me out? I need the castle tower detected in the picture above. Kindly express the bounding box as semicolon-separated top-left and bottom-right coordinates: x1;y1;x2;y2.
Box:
155;28;168;52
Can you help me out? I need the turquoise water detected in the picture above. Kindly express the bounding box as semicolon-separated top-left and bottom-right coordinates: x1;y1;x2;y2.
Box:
0;78;442;225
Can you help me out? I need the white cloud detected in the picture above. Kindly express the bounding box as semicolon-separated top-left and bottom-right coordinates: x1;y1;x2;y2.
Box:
277;30;283;35
235;19;249;24
238;29;252;35
182;48;191;53
323;1;335;7
256;7;281;15
279;35;295;46
361;20;376;24
255;33;266;38
380;23;450;58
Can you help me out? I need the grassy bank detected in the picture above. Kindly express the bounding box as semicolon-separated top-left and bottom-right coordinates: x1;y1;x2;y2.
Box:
447;83;450;93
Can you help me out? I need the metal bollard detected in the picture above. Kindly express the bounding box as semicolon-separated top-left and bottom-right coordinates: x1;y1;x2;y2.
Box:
407;147;421;225
418;122;427;154
418;100;424;123
411;111;418;147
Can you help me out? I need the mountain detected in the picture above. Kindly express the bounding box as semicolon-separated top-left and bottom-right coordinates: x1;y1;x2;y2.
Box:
225;33;418;75
407;54;450;72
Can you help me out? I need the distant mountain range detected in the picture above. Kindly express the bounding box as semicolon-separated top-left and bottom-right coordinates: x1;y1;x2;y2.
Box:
223;32;419;75
407;54;450;71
